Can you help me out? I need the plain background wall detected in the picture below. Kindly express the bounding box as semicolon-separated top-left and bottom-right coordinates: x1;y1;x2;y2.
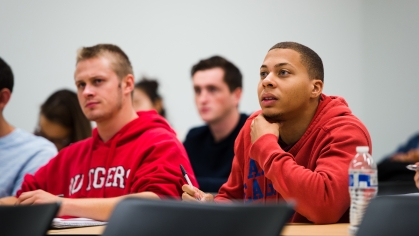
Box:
0;0;417;163
362;0;419;162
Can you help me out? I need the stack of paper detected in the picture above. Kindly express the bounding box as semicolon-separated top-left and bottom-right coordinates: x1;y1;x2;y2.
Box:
52;217;107;229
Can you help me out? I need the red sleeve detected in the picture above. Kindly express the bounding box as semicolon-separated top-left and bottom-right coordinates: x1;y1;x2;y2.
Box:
16;174;40;197
16;150;73;198
250;124;371;224
16;157;53;197
128;128;197;199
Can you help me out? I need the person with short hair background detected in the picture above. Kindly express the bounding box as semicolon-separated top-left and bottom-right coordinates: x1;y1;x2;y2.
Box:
132;77;166;117
183;55;248;193
0;57;57;198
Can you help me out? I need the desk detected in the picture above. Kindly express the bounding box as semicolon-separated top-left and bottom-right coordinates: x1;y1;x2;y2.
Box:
281;223;349;236
48;226;105;235
48;223;350;235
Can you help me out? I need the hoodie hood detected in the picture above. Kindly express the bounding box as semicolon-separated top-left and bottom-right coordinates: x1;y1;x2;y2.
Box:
306;94;353;130
288;94;356;153
91;110;174;148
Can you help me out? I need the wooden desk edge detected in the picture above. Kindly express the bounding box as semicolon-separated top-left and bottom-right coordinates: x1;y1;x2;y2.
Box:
281;223;350;236
48;225;105;235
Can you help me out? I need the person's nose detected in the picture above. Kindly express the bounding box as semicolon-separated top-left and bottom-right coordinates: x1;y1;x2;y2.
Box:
82;83;95;98
261;72;276;88
197;90;209;104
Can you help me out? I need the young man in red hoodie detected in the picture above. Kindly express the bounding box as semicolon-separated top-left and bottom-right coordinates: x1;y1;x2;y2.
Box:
0;44;197;221
182;42;371;224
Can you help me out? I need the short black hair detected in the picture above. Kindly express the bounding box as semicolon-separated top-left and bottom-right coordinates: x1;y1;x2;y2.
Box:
0;57;14;92
191;56;242;92
135;77;166;118
269;42;324;82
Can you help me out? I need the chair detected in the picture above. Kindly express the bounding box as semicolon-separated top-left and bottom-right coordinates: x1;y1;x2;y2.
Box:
103;198;295;236
356;195;419;236
377;181;419;196
0;202;60;236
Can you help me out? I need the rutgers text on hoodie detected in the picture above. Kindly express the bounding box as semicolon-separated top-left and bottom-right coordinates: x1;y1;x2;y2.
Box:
17;111;198;199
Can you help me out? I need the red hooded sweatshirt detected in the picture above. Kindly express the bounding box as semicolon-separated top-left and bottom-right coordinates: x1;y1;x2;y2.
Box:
17;111;197;199
215;94;372;224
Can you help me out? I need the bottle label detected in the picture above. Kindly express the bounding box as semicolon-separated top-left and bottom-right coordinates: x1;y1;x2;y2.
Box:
349;171;378;188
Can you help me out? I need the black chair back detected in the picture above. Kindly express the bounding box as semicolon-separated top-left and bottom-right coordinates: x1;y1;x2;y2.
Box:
377;181;419;196
103;198;294;236
0;202;60;236
357;195;419;236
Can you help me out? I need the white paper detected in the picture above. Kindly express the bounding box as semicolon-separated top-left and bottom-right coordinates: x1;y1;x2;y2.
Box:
52;217;107;229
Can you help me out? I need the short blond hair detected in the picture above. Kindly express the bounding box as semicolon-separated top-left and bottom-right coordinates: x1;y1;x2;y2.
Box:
76;44;133;79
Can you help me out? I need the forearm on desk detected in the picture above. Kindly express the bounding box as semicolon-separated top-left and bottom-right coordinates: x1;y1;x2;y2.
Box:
59;191;160;221
0;196;18;205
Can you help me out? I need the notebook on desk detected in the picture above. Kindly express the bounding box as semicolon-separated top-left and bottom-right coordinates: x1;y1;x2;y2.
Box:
51;217;107;228
0;202;60;236
103;198;295;236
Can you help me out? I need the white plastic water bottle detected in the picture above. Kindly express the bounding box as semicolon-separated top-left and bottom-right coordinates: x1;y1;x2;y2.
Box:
348;146;377;235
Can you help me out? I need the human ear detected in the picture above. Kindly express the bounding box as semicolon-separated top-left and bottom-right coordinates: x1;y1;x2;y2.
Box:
232;87;242;107
310;79;323;98
0;88;11;110
122;74;135;95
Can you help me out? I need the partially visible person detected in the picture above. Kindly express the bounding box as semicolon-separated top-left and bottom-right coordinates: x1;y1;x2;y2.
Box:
133;77;166;117
0;57;57;197
0;44;197;221
183;56;248;193
35;89;92;151
413;161;419;189
182;42;372;224
378;133;419;182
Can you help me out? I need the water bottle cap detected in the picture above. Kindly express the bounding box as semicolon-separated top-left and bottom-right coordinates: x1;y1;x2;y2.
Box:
356;146;369;153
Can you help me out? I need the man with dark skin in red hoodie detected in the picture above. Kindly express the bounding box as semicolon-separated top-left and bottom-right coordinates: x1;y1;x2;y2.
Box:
183;42;371;224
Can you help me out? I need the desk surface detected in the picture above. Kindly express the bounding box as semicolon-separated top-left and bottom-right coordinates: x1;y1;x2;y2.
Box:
281;223;349;236
48;223;350;235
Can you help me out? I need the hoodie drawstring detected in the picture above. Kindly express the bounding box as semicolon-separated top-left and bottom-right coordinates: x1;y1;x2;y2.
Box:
102;133;121;198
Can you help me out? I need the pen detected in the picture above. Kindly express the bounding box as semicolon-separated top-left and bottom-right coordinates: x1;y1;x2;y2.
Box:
407;164;418;171
180;164;201;200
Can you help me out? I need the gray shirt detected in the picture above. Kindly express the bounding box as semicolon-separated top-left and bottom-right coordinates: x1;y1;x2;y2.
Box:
0;128;57;197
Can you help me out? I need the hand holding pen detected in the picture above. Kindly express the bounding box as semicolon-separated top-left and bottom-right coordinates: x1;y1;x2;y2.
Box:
180;165;213;202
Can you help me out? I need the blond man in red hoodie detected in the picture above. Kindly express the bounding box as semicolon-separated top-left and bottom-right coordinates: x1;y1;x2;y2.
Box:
0;44;197;221
183;41;371;224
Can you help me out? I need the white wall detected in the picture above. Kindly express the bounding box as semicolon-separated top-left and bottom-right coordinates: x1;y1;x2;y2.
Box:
9;0;411;160
362;1;419;162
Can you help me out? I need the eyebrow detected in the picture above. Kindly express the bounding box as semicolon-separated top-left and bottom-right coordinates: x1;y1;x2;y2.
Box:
260;63;291;69
274;63;290;68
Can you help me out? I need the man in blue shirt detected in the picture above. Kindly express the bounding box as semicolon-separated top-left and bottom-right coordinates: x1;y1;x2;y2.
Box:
183;56;248;193
0;57;57;197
